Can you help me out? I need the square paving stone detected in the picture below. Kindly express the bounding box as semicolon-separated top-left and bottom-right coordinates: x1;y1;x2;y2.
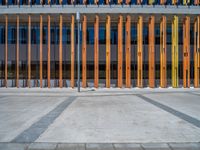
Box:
56;143;85;150
28;143;57;150
141;143;171;150
0;143;28;150
169;143;200;150
113;143;143;150
86;144;114;150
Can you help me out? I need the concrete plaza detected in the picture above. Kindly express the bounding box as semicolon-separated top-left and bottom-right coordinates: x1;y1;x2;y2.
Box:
0;88;200;150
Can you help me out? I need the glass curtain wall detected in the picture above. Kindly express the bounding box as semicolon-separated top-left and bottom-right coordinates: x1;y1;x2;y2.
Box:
87;24;94;86
99;23;106;86
8;24;16;87
19;24;28;87
111;24;118;87
0;25;5;87
31;23;40;87
131;22;137;86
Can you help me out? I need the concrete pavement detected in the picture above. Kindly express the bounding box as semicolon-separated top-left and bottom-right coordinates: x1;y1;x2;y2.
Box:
0;88;200;149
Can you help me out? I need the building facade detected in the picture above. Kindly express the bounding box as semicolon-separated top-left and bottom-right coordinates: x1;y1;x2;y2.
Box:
0;1;199;88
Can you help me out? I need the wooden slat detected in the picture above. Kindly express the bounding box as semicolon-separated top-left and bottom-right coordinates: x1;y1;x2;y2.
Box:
83;0;87;4
148;16;155;88
118;0;123;4
16;15;19;88
40;15;43;88
183;16;190;88
106;0;109;4
194;0;199;5
148;0;155;5
94;15;99;88
160;16;167;88
118;15;123;88
137;0;141;4
172;15;179;88
5;15;8;88
28;15;31;88
47;15;51;88
137;16;143;88
125;15;131;88
126;0;131;4
194;16;200;88
160;0;166;5
94;0;99;4
82;15;87;88
172;0;177;5
71;15;75;88
106;15;111;88
59;14;63;88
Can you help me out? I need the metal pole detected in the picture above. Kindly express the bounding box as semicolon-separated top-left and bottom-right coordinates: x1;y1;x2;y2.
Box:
76;12;80;92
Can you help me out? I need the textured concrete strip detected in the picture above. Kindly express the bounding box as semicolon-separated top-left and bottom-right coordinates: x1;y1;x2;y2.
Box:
86;143;114;150
141;143;171;150
56;143;85;150
0;143;28;150
0;96;6;99
169;143;200;150
28;143;57;150
11;96;77;143
187;92;200;97
113;143;142;150
136;94;200;129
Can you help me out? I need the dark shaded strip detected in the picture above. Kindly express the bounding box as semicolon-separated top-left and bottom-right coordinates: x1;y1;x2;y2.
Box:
11;96;77;143
0;96;6;99
186;92;200;97
136;94;200;129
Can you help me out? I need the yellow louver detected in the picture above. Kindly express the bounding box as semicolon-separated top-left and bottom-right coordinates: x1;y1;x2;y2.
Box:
172;16;179;88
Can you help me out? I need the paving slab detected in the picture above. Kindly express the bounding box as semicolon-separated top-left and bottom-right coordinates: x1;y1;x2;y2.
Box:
86;144;114;150
28;143;57;150
113;143;142;150
0;96;65;142
36;95;200;143
141;143;171;150
169;143;200;150
56;143;85;150
143;92;200;120
0;143;28;150
0;89;200;144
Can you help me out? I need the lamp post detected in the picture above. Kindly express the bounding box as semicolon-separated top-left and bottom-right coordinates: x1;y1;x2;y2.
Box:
76;12;80;92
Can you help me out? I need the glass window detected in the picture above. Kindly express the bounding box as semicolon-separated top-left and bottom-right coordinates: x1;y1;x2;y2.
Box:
143;24;148;45
66;27;71;44
0;25;5;44
19;25;27;44
99;26;106;44
131;25;137;44
87;26;94;44
31;25;40;44
178;25;183;45
190;26;194;45
166;24;171;45
8;25;16;44
0;61;5;80
111;27;117;45
43;26;47;44
63;26;67;44
155;24;160;45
